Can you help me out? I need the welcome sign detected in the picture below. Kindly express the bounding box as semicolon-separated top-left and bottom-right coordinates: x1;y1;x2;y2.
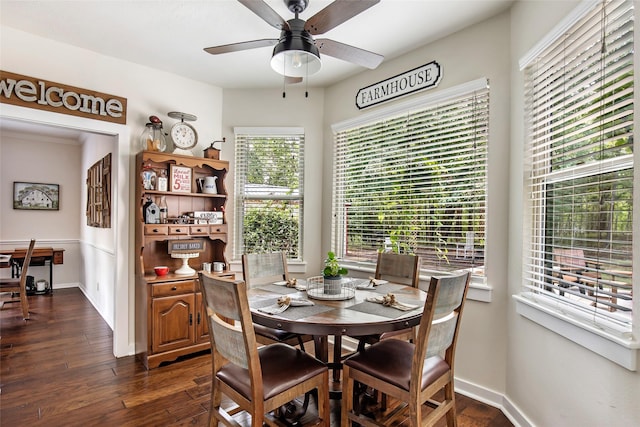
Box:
356;61;442;109
0;70;127;124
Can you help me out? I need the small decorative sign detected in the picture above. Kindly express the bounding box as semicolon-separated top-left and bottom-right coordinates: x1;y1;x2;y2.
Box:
170;165;192;193
168;239;206;254
356;61;442;109
193;211;223;225
0;70;127;124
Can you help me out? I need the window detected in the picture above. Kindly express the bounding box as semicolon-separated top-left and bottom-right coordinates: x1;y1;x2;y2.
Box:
519;0;635;366
234;127;304;259
331;79;489;274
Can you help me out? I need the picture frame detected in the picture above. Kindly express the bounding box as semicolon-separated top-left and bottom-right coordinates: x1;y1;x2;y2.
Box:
170;165;192;193
13;182;60;210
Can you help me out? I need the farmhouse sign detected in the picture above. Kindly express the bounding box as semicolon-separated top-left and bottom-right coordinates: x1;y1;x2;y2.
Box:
0;70;127;124
356;61;442;109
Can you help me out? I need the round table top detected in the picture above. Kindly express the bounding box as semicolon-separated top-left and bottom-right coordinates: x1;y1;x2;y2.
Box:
248;280;427;337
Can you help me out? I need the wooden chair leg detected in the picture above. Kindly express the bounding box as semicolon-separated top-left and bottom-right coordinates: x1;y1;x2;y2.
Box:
20;290;29;320
341;366;355;426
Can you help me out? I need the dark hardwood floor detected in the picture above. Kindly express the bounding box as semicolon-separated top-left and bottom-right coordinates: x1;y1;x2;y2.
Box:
1;288;512;426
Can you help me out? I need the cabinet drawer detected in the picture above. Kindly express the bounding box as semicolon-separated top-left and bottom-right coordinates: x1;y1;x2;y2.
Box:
152;280;195;297
190;225;209;235
209;224;228;234
145;225;168;236
168;225;189;235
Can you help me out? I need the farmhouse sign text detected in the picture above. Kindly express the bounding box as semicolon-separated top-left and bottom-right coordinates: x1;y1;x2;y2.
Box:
356;61;442;109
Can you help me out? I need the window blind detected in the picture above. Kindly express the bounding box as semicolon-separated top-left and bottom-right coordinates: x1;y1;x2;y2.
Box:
523;0;634;326
234;128;305;260
332;84;489;273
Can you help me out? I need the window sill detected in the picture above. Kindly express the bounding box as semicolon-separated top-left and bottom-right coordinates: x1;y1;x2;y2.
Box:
513;292;638;371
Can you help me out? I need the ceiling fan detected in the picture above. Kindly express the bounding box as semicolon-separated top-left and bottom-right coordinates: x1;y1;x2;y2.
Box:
204;0;384;81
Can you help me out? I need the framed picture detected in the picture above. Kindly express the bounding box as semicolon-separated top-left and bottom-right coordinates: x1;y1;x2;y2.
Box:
13;182;60;210
170;165;192;193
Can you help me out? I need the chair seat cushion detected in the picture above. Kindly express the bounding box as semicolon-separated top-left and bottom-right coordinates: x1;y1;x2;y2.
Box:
345;339;450;391
217;343;327;401
253;323;301;342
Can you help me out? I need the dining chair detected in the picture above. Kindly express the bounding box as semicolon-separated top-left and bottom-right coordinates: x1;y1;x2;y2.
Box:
0;239;36;320
341;271;471;427
355;252;422;351
242;252;313;351
198;272;330;427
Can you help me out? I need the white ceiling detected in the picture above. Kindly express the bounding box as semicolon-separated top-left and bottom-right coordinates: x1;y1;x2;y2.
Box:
0;0;515;89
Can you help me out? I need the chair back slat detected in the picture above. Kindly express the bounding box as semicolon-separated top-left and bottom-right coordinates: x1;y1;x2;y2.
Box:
375;252;421;288
199;274;258;371
210;310;249;368
242;252;289;288
414;272;471;367
425;313;458;358
432;273;468;318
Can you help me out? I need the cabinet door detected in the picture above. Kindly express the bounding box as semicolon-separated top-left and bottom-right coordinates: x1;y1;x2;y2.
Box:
152;294;195;353
195;292;209;344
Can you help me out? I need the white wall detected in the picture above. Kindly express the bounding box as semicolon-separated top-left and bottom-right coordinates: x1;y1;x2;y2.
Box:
0;26;224;357
324;11;512;402
79;133;118;328
507;1;640;426
221;86;326;276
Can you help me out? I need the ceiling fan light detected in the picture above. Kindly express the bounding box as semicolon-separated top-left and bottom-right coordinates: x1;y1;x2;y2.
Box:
271;38;321;78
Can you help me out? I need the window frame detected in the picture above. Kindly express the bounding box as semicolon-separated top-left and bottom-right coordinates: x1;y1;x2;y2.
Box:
331;78;489;280
233;127;305;261
515;0;638;370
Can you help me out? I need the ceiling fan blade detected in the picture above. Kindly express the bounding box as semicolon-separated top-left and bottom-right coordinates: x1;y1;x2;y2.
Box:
204;39;278;55
238;0;289;30
305;0;380;35
315;38;383;69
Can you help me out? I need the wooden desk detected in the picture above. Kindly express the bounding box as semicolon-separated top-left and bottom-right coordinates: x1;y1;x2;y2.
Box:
248;280;426;398
0;247;64;294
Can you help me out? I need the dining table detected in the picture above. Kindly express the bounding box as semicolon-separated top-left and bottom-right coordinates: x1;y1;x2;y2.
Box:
247;277;427;399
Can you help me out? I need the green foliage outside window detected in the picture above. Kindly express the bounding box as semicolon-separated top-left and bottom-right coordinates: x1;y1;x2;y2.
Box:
237;133;303;259
242;203;299;257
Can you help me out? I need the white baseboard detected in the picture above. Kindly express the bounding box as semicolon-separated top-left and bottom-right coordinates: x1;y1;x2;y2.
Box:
51;282;80;290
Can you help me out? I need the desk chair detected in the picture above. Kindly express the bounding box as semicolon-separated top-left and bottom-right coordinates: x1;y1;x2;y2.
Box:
199;273;329;427
355;252;422;351
242;252;313;351
342;271;471;427
0;239;36;320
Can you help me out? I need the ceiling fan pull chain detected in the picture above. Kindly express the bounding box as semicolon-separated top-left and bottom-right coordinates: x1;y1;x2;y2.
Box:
305;61;309;98
282;60;287;98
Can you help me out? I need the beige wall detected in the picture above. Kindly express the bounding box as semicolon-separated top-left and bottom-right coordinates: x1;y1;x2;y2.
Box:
324;11;512;399
0;131;82;289
221;86;326;276
0;133;81;240
507;1;640;426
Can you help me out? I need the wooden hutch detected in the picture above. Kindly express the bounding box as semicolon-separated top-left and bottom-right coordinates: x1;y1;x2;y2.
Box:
134;151;233;369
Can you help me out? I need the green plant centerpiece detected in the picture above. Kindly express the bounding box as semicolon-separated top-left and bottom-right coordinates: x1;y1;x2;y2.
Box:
323;251;348;295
